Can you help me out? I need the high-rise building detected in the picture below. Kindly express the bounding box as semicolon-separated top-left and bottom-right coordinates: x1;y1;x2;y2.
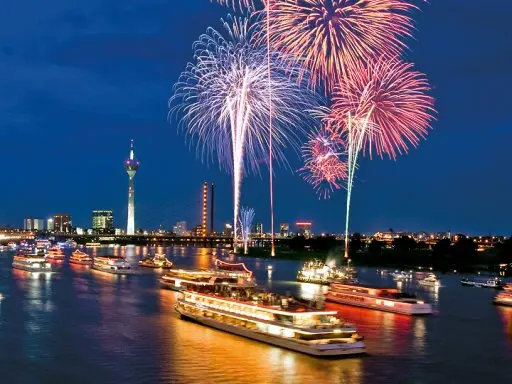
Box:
47;218;54;232
24;218;44;231
279;223;290;238
296;222;312;238
173;221;187;236
125;139;140;235
223;223;233;237
255;223;263;236
92;210;114;231
201;182;208;237
54;214;72;233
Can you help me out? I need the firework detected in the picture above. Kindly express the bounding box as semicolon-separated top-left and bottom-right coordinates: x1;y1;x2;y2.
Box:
170;16;317;251
212;0;256;10
239;207;255;254
263;0;417;92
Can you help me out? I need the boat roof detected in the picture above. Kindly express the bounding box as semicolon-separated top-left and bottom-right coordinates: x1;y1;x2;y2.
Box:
331;282;399;292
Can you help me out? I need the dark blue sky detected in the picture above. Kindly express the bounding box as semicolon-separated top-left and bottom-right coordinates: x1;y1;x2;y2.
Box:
0;0;511;235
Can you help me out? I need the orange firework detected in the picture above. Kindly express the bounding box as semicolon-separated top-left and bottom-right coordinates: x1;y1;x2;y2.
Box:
330;57;436;159
264;0;418;92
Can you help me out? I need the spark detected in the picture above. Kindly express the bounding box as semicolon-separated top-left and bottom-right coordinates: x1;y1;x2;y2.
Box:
239;207;255;254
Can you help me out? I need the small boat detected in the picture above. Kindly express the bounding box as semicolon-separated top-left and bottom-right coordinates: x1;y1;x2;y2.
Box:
461;277;503;289
12;252;52;272
493;284;512;306
69;249;93;265
391;271;413;281
92;256;135;275
418;274;440;287
139;253;173;269
46;247;65;261
296;259;356;285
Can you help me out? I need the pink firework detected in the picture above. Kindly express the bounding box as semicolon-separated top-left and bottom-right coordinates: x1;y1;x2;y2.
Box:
212;0;257;9
331;58;436;159
301;125;347;199
263;0;417;92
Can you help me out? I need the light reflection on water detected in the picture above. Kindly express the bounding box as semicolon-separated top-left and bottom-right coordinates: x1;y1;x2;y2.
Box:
0;246;511;383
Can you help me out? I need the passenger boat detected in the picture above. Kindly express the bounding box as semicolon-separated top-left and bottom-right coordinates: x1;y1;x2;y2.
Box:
7;241;17;250
139;253;173;269
418;274;440;287
45;247;65;262
493;284;512;306
175;284;365;357
69;249;93;266
161;260;254;291
85;242;102;248
12;252;52;272
296;259;356;285
391;271;413;281
326;283;432;315
461;277;503;289
92;256;134;275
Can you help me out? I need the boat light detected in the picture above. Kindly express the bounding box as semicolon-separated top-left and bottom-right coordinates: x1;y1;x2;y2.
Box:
333;329;342;334
417;301;424;304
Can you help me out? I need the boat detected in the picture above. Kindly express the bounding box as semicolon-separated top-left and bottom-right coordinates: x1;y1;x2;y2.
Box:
69;249;93;266
45;247;65;262
391;271;413;281
296;259;356;285
461;277;503;289
325;283;432;315
7;241;17;250
493;284;512;306
12;252;52;272
139;253;173;269
418;274;440;287
161;260;254;291
175;284;365;357
85;242;102;248
92;256;134;275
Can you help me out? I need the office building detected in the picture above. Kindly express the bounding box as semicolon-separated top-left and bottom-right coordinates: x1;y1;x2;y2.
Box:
223;223;233;238
125;139;140;235
54;214;72;233
47;218;54;231
255;223;263;236
173;221;187;236
24;218;44;231
92;210;114;231
279;223;290;238
296;222;312;238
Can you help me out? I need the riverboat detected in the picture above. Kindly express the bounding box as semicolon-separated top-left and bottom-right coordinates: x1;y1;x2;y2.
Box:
326;283;432;315
391;271;413;281
175;284;365;357
12;253;52;272
493;284;512;306
69;250;93;266
296;259;356;285
139;253;173;269
418;274;440;287
461;277;503;289
45;247;65;262
92;256;134;275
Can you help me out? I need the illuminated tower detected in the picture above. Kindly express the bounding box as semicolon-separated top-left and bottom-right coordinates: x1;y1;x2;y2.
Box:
202;182;208;237
125;140;139;235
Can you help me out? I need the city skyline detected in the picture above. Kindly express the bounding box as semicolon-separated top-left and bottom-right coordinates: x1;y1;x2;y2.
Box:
0;1;511;235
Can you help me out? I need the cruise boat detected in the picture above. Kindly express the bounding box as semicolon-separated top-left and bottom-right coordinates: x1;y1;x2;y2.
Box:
461;277;504;289
391;271;413;281
493;284;512;306
326;283;432;315
175;284;365;357
161;260;254;291
45;247;65;262
12;252;52;272
418;274;440;287
139;253;173;269
69;249;93;266
296;259;356;285
92;256;134;275
85;242;102;248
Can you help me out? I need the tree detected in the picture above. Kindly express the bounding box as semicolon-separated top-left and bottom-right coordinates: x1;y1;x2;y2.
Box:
350;233;364;253
289;235;306;251
392;235;417;252
368;239;383;256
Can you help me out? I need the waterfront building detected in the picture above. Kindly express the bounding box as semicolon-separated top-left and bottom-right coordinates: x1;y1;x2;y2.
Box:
92;210;113;232
53;214;72;233
296;222;312;238
24;218;44;231
125;139;140;235
47;218;54;231
279;223;289;238
255;223;263;236
173;221;187;236
223;223;233;237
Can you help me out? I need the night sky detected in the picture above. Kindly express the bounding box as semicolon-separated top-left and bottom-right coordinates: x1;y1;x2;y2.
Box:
0;0;511;235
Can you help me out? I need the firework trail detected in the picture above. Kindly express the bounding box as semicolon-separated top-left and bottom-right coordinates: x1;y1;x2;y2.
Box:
328;57;435;257
239;207;255;254
263;0;417;93
212;0;257;10
170;16;317;251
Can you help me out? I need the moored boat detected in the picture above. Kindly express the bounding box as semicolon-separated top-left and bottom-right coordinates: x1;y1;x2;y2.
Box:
493;284;512;306
175;284;365;357
45;247;65;262
418;274;440;287
391;271;413;281
70;249;93;265
161;267;255;291
326;283;432;315
12;252;52;272
92;256;134;275
461;277;503;289
139;253;173;269
296;259;356;285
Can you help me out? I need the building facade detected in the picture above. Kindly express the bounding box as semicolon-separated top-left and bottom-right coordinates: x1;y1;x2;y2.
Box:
173;221;187;236
24;218;44;231
296;222;312;238
53;214;72;233
92;210;114;232
279;223;290;238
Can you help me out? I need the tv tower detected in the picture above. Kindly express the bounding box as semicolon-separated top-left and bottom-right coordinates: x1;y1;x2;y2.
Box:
125;139;139;235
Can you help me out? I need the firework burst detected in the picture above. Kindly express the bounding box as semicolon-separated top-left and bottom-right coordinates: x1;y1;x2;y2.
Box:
170;16;317;250
263;0;417;92
212;0;257;10
239;207;255;254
